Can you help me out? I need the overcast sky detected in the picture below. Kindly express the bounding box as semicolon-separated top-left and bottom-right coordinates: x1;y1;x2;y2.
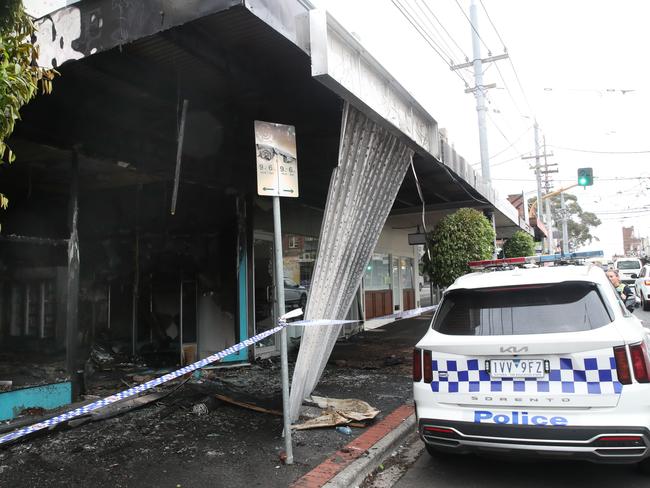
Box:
317;0;650;257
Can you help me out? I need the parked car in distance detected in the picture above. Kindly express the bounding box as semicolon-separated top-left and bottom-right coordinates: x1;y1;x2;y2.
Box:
636;265;650;311
614;258;643;285
284;278;308;310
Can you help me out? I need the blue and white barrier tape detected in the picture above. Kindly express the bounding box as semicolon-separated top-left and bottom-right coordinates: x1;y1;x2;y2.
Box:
0;304;436;446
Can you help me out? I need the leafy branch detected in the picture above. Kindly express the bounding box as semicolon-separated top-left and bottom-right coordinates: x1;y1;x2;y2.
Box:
0;0;58;217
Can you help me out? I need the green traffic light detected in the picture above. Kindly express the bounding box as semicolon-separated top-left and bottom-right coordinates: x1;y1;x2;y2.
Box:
577;167;593;186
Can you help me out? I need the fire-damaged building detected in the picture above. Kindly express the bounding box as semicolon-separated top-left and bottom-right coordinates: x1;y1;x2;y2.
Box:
0;0;528;418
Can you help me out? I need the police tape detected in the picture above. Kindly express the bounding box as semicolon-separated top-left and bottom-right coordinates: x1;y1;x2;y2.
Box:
0;304;436;446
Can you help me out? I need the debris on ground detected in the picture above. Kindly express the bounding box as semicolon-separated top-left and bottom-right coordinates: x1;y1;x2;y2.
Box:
0;317;428;487
309;396;380;421
335;426;352;435
293;408;351;430
293;396;380;430
192;397;221;415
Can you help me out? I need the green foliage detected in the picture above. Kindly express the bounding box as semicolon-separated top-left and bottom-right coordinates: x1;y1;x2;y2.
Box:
528;193;601;250
422;208;495;287
0;0;57;216
503;230;535;258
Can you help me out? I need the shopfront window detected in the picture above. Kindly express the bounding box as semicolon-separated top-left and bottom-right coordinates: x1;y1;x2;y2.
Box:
364;253;391;290
400;257;414;290
282;234;318;311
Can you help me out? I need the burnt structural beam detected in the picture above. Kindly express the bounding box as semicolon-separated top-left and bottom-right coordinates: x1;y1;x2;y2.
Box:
66;152;80;377
35;0;243;68
0;234;69;246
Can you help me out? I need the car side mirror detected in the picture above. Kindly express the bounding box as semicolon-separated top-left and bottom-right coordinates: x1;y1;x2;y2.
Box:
631;274;638;279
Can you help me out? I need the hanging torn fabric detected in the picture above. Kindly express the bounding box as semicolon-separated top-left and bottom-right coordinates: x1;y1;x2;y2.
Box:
288;102;414;421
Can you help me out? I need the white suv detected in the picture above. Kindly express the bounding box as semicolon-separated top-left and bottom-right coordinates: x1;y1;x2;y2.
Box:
413;263;650;471
615;258;643;285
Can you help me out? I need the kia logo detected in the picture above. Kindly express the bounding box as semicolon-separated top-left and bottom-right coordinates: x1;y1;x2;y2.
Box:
500;346;529;353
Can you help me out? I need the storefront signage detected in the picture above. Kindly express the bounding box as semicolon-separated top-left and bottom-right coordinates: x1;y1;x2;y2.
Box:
254;121;299;197
408;232;427;245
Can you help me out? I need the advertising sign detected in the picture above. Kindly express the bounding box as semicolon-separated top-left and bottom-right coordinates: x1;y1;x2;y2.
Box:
254;121;299;197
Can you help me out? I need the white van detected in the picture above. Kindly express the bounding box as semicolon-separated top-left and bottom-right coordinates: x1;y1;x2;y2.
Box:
614;258;643;285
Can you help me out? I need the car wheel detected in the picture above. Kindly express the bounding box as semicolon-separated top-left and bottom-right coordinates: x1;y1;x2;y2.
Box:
298;294;307;311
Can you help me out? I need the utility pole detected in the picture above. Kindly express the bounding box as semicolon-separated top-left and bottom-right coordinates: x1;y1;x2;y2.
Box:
541;137;557;253
451;0;508;183
450;0;508;258
470;0;489;182
533;121;543;243
522;121;548;252
560;191;570;254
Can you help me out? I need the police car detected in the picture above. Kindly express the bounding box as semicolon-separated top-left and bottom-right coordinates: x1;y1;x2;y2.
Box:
413;252;650;471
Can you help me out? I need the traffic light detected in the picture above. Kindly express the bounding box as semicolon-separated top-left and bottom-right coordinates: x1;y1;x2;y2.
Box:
577;167;593;186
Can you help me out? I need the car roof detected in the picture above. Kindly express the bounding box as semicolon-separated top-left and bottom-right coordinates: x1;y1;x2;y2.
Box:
615;257;641;262
448;264;609;292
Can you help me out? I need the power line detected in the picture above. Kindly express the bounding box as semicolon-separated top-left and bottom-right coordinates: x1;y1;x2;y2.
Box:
493;62;527;119
486;112;522;154
549;145;650;155
412;1;459;63
492;176;650;182
596;208;650;215
453;0;491;53
490;153;529;168
478;0;507;49
471;125;532;166
392;0;471;87
476;0;535;115
418;0;469;61
506;56;535;115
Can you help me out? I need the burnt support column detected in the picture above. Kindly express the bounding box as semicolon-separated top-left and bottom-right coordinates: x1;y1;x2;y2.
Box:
65;152;80;376
131;185;141;356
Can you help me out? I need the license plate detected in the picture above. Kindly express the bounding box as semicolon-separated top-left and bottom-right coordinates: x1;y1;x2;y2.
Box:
488;359;546;378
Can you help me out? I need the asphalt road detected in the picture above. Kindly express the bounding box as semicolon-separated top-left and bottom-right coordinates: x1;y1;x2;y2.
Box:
389;307;650;488
392;446;650;488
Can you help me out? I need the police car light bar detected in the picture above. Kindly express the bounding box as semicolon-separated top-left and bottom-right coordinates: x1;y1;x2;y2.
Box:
468;250;604;270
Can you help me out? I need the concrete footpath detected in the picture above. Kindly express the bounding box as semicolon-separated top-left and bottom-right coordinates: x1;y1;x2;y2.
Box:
0;313;432;488
292;405;415;488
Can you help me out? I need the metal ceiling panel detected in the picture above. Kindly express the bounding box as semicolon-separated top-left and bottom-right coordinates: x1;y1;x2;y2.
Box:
289;102;413;421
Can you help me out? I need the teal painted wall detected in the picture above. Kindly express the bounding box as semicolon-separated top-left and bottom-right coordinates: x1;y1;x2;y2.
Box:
0;382;72;421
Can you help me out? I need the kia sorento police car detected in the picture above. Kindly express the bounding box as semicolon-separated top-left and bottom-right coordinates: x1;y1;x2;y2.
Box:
413;252;650;471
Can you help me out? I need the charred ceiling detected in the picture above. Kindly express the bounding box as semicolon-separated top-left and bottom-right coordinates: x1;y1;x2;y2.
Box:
6;5;342;213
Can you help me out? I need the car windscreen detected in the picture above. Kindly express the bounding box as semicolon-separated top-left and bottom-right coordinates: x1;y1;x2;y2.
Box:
433;282;611;336
617;261;640;270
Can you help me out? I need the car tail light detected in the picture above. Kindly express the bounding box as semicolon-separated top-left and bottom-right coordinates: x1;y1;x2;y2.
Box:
598;436;643;442
423;349;433;384
629;342;650;383
413;348;422;382
614;345;632;384
423;426;455;434
644;280;650;286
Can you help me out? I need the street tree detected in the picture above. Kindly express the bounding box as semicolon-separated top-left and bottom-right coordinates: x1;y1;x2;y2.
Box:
503;230;535;258
529;193;601;250
422;207;495;287
0;0;57;214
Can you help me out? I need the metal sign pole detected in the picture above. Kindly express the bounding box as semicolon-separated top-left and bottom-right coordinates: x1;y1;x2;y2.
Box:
254;120;298;465
273;195;293;465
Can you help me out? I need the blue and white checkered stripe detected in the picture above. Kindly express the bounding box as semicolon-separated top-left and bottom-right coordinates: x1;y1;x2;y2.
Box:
430;356;623;395
0;321;293;446
0;305;437;447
